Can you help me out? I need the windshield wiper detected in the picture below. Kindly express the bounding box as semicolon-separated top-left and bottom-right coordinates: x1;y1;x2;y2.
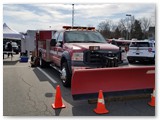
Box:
67;41;84;43
67;40;105;43
83;41;104;43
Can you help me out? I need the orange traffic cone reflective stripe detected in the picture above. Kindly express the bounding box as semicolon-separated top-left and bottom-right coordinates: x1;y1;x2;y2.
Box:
94;90;109;114
52;85;66;109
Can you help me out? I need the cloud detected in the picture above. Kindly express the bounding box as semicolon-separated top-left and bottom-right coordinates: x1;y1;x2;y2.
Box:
3;4;72;31
75;4;155;18
3;3;155;32
4;4;70;22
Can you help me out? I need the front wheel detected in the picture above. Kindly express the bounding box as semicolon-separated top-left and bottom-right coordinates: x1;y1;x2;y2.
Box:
60;62;71;87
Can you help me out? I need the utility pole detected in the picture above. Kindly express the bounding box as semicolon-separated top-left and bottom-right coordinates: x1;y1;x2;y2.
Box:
72;4;74;27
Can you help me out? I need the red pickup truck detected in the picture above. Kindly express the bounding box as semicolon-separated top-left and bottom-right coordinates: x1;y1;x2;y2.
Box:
34;26;122;87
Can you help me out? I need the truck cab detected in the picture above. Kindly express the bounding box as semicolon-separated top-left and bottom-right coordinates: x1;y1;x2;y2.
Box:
32;27;155;99
47;26;122;87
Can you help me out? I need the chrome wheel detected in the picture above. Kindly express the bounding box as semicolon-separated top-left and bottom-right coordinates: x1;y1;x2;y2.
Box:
61;67;67;83
60;62;71;87
40;58;42;66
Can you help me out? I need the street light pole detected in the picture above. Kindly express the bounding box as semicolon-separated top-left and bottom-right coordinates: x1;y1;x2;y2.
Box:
72;4;74;27
126;14;131;40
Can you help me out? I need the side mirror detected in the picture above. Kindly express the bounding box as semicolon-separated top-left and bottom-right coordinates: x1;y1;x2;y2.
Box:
50;39;57;46
57;41;63;47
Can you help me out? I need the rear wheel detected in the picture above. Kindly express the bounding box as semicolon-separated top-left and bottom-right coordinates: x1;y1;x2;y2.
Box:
39;57;45;68
60;62;71;87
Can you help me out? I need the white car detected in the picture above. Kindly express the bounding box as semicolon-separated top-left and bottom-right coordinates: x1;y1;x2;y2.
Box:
5;42;19;54
127;40;155;63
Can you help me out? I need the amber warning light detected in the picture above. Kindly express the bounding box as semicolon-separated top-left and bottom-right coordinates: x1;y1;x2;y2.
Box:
63;26;95;30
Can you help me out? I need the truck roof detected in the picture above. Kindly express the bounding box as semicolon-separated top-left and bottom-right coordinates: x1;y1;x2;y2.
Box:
62;26;96;32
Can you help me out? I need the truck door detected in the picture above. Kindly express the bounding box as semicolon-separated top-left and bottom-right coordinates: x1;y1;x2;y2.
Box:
56;32;64;66
50;32;60;66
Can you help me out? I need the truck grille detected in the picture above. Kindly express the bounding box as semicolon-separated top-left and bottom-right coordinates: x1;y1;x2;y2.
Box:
84;50;120;66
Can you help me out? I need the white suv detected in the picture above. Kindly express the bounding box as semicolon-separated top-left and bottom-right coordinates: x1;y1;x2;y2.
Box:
127;40;155;63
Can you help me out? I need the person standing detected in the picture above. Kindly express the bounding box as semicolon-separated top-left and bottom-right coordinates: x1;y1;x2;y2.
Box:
7;41;13;57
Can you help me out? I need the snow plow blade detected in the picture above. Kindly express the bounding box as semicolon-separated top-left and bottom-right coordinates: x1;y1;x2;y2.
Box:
71;66;155;100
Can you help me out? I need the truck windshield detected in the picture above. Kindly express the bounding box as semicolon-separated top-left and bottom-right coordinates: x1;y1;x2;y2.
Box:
64;31;106;43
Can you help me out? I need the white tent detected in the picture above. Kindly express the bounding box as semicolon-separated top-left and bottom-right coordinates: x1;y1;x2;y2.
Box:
21;30;37;54
3;23;23;40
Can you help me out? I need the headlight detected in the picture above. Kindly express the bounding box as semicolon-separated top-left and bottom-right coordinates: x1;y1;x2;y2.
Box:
72;53;83;61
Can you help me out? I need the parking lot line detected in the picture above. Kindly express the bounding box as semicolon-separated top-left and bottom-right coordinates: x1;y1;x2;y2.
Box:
37;67;57;84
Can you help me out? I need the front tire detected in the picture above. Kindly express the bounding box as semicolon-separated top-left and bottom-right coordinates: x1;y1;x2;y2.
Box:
60;62;71;87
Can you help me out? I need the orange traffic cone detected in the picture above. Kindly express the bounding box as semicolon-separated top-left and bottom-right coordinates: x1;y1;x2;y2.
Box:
52;85;66;109
148;88;155;107
94;90;109;114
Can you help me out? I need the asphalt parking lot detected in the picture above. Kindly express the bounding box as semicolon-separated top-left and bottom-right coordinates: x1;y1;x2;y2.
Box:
3;54;155;116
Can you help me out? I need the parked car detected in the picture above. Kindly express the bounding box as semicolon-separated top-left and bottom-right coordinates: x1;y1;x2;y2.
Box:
5;42;19;54
127;40;155;63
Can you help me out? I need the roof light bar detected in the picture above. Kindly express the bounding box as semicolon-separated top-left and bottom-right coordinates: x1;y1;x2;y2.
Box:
63;26;95;30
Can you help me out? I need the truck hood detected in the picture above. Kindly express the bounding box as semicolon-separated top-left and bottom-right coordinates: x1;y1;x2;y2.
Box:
64;43;119;51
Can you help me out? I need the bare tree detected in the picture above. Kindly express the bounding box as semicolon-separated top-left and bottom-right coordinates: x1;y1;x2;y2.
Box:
118;19;126;31
111;23;117;32
117;19;127;39
140;17;151;32
97;20;113;38
98;20;112;31
118;16;135;39
139;17;151;39
97;16;153;40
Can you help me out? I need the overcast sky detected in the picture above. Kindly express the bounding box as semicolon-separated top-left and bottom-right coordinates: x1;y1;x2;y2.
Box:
3;3;155;33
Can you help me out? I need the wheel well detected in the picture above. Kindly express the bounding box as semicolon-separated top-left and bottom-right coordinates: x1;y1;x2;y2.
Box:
61;55;72;74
